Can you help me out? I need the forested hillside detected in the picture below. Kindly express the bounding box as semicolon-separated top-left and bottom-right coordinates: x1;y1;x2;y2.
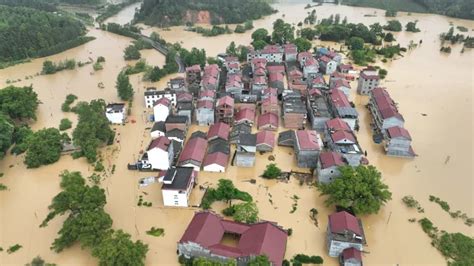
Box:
342;0;473;20
134;0;276;27
0;5;89;63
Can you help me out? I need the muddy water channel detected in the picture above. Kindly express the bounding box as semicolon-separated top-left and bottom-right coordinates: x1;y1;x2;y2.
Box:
1;1;473;265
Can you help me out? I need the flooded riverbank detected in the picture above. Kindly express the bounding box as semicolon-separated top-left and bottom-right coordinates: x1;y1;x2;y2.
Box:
1;1;473;265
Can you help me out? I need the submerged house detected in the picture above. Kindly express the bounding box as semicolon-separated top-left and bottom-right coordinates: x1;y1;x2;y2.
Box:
153;97;172;122
105;103;126;124
256;130;275;152
216;95;235;124
306;90;332;131
207;122;230;142
234;133;257;167
294;130;322;168
196;100;215;126
282;91;307;129
178;136;208;171
258;112;279;131
315;151;346;184
368;87;404;134
230;123;252;144
145;136;174;170
324;118;363;167
357;69;379;95
328;89;358;131
178;211;288;266
340;247;363;266
384;126;416;158
327;211;366;257
160;167;197;207
203;152;229;173
150;121;166;139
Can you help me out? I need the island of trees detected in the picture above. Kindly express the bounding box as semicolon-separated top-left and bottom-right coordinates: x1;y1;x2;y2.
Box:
134;0;276;27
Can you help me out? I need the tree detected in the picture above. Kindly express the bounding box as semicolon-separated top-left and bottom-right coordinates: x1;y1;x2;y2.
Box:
385;9;397;17
25;128;63;168
10;125;33;155
248;255;271;266
238;45;249;62
317;165;392;215
272;19;294;44
0;113;14;158
300;28;317;40
91;230;148;266
384;32;396;42
348;36;364;50
233;202;259;224
293;38;312;52
42;61;57;74
383;20;402;32
405;21;421;32
59;118;72;131
26;256;56;266
252;28;269;42
123;45;140;60
0;86;39;120
226;41;237;56
180;47;206;67
192;257;236;266
369;23;384;37
116;72;134;101
252;40;267;50
262;163;282;179
72;100;115;163
234;24;245;33
144;66;167;82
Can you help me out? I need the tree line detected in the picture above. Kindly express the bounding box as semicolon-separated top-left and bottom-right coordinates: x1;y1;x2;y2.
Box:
134;0;276;27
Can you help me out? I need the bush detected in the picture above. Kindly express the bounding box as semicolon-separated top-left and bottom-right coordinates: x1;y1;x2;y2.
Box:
262;163;282;179
97;56;106;63
123;45;141;60
93;62;103;71
222;205;236;216
7;244;22;254
146;227;164;237
59;118;72;131
62;94;78;112
293;254;324;264
25;128;63;168
94;161;105;172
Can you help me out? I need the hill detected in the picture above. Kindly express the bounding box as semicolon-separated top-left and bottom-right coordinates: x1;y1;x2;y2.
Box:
134;0;276;27
342;0;473;20
0;5;90;64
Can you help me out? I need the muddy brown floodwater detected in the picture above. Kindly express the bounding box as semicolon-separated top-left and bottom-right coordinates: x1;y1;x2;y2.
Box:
1;1;473;265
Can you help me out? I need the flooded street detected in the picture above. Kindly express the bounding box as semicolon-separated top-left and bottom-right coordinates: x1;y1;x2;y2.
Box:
1;1;473;265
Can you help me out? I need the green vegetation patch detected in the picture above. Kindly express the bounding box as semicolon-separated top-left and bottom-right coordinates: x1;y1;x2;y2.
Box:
201;179;252;209
146;227;164;237
7;244;22;254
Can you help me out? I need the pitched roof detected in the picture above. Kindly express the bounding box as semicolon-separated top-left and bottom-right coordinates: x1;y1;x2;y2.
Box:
360;69;379;80
177;92;193;103
319;152;345;169
258;112;279;128
197;99;214;109
387;126;412;140
207;122;231;141
326;118;351;132
331;130;356;143
217;95;234;107
267;65;285;74
295;130;320;150
166;115;188;124
151;121;166;133
328;211;362;236
199;89;216;99
263;87;278;95
154;97;171;107
238;133;256;146
332;79;351;89
179;212;287;266
269;72;284;82
330;89;351;108
283;43;297;54
297;51;312;61
148;136;171;151
342;247;362;262
186;64;201;72
371;87;404;121
235;108;255;123
319;55;332;63
179;137;208;163
203;152;229;168
256;130;275;147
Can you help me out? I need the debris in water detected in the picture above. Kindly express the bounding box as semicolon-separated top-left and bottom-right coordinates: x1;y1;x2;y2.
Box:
421;113;428;116
444;156;450;164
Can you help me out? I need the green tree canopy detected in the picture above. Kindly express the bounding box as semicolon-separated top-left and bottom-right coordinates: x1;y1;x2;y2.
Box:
262;163;282;179
384;32;396;42
233;202;259;224
116;72;134;101
123;45;141;60
251;28;270;43
0;113;14;158
272;19;294;45
91;229;148;266
348;36;365;50
248;255;271;266
383;20;402;32
317;165;392;215
25;128;63;168
293;37;312;52
405;21;421;32
300;28;317;40
0;86;39;120
72;99;115;163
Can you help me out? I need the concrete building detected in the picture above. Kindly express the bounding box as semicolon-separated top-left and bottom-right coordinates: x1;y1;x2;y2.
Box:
384;126;416;158
324;118;363;166
357;69;380;95
319;56;337;75
256;130;275;152
160;167;196;207
247;45;284;63
368;87;405;134
316;151;346;184
216;95;235;124
294;130;322;168
144;88;177;108
328;89;358;131
153;97;171;122
307;90;332;131
283;43;298;62
105;103;126;124
196;100;215;126
257;112;279;131
145;136;174;170
186;64;202;96
234;133;256;167
282;91;307;129
203;152;229;172
327;211;366;257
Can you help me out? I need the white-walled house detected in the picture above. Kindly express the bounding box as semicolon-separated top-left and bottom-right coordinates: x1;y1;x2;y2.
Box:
144;88;177;108
146;136;174;170
150;121;166;139
203;152;229;172
153;97;171;122
159;167;197;207
105;103;126;124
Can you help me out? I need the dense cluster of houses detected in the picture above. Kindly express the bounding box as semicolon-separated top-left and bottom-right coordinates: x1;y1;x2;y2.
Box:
100;41;422;265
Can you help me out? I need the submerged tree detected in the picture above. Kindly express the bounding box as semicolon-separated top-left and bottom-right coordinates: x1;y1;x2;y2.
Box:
25;128;63;168
116;72;134;101
0;86;39;120
317;165;392;215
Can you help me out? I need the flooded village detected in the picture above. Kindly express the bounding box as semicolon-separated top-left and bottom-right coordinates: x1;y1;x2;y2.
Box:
0;0;473;265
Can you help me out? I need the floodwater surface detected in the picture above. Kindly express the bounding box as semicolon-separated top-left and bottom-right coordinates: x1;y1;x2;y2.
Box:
0;1;473;265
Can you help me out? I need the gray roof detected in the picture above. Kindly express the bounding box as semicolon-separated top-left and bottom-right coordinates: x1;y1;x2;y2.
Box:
106;103;125;112
336;107;358;118
207;139;231;155
238;133;256;146
177;102;194;111
166;115;188;124
190;130;207;140
152;121;166;132
161;167;194;190
166;128;186;140
308;97;331;118
278;130;295;147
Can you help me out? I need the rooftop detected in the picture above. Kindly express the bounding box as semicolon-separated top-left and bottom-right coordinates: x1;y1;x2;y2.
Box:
256;130;275;147
151;121;166;133
295;130;320;150
203;152;229;168
160;167;195;190
207;122;231;141
179;137;208;163
166;115;188;124
148;136;171;151
328;211;363;237
387;126;412;140
319;151;345;169
371;87;404;121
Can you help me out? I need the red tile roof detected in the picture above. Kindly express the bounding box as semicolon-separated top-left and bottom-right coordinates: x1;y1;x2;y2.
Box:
258;112;279;128
311;75;326;85
304;57;318;67
226;74;243;87
262;95;278;106
328;211;362;235
217;95;234;107
262;45;282;54
319;55;332;63
371;87;404;121
207;122;230;141
148;136;171;151
283;43;297;54
203;152;229;167
179;212;287;266
332;79;351;89
256;130;275;147
288;69;303;78
235;108;255;123
331;130;356;143
254;67;267;76
330;89;351;108
267;65;285;74
154;97;171;107
197;99;213;109
326;118;351;132
253;75;267;84
339;64;353;71
342;247;362;261
269;72;284;82
319;151;345;169
186;64;201;72
263;87;278;95
199;89;216;99
252;58;267;66
179;137;208;163
204;64;219;77
177;92;193;102
387;126;412;140
297;51;312;61
296;130;320;150
308;88;322;97
360;70;379;80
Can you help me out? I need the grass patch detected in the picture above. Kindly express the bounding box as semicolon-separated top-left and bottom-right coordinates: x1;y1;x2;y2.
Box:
7;244;22;254
429;195;474;227
146;227;164;237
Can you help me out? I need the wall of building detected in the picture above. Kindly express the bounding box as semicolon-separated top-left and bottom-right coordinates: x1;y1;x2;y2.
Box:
162;189;189;207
